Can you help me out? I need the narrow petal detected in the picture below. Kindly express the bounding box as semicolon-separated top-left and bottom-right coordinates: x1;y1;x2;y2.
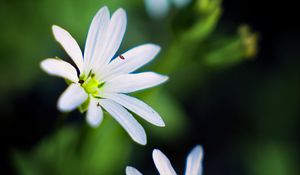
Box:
94;8;127;75
52;25;84;72
103;72;168;93
152;149;177;175
185;145;204;175
86;97;103;127
40;58;78;82
105;93;165;127
83;6;110;74
99;99;146;145
101;44;161;81
126;166;143;175
58;84;88;112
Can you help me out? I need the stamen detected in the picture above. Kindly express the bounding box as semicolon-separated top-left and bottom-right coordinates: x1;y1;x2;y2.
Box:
119;55;125;60
97;82;105;88
87;70;92;77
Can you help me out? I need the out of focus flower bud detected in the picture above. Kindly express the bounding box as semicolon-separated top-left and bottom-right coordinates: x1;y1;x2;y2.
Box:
239;25;259;59
203;25;259;67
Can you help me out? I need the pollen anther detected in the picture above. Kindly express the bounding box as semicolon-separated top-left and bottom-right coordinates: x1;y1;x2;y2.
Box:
78;80;84;84
119;55;125;60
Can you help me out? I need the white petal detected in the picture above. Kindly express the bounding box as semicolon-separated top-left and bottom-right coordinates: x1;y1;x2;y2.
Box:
83;6;110;74
105;93;165;127
40;58;78;82
94;8;127;75
126;166;143;175
185;145;204;175
145;0;170;19
99;99;146;145
86;97;103;127
173;0;192;8
57;84;88;112
103;72;168;93
52;25;84;72
152;149;177;175
101;44;161;81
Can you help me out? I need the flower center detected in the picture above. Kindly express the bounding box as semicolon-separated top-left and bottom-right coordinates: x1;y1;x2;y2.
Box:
79;73;104;98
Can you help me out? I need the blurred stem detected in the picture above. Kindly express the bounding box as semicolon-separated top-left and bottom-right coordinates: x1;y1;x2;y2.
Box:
181;5;222;42
156;0;223;74
203;38;244;66
76;122;91;155
196;0;222;14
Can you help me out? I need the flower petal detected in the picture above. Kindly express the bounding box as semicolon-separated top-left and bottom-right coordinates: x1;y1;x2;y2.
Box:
103;72;168;93
105;93;165;127
185;145;204;175
126;166;143;175
94;8;127;75
101;44;161;81
99;99;146;145
86;97;103;127
83;6;110;74
152;149;177;175
40;58;78;82
52;25;84;72
173;0;192;8
57;84;88;112
145;0;170;19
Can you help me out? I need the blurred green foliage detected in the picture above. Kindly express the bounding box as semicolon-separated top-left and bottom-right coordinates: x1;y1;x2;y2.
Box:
0;0;138;95
12;0;258;173
244;141;299;175
13;116;133;175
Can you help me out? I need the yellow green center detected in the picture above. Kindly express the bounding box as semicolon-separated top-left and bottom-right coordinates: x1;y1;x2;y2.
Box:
79;73;104;98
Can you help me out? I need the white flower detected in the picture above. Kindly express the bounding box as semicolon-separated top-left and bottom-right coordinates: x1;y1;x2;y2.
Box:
126;145;204;175
144;0;192;19
40;6;168;145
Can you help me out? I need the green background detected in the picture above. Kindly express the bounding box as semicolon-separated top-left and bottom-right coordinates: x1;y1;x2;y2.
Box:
0;0;299;174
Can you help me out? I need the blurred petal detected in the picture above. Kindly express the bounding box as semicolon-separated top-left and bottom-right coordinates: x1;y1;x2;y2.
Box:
145;0;170;19
185;145;204;175
40;58;78;82
58;84;88;112
104;72;168;93
152;149;177;175
173;0;192;8
86;97;103;127
105;93;165;127
52;25;84;72
99;99;146;145
126;166;143;175
84;6;110;74
94;8;127;75
101;44;161;80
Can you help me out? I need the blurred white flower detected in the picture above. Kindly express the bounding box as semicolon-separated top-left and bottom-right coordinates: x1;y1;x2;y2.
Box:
40;6;168;145
126;145;204;175
144;0;192;18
